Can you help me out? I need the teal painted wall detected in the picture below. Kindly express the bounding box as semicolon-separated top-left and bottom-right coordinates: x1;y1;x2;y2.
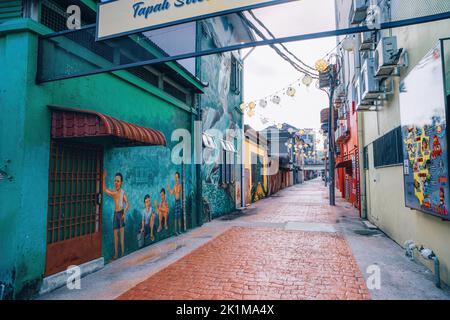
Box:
0;23;196;299
0;12;244;299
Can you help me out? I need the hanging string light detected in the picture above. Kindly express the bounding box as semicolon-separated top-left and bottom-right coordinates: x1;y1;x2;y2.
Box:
286;87;296;97
259;99;268;108
302;74;313;87
271;95;281;105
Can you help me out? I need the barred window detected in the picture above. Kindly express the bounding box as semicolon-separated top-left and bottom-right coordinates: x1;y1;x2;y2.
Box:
230;56;242;95
363;146;369;170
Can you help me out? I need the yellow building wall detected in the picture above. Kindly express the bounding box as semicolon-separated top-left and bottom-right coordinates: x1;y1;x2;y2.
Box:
363;19;450;285
244;139;269;205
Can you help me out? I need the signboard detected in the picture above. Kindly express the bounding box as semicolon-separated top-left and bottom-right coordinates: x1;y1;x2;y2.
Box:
399;43;450;220
97;0;293;41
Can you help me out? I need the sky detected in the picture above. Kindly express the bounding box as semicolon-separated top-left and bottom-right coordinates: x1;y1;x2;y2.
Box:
242;0;337;132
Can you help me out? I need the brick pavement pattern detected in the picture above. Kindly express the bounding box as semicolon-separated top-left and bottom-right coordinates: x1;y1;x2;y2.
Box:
118;226;370;300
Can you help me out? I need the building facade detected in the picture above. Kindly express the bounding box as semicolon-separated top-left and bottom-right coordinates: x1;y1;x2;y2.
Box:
243;125;269;205
0;0;250;299
335;0;450;285
261;123;298;195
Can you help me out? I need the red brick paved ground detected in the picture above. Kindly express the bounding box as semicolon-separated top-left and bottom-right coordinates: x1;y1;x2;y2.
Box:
243;203;337;224
118;227;370;300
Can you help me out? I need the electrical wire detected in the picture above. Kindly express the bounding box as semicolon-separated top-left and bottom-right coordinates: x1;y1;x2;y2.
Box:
247;10;318;74
240;13;319;78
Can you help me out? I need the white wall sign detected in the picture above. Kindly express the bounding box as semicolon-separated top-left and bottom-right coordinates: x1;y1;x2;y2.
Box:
97;0;292;41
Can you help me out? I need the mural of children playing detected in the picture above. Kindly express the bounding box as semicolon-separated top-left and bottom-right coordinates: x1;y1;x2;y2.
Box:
167;172;183;235
155;188;169;233
103;171;129;260
141;194;157;242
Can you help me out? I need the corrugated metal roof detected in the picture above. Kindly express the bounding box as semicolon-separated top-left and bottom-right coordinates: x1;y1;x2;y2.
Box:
49;105;166;147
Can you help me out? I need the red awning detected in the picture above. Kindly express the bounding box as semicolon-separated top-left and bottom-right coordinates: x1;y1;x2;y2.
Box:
49;106;166;147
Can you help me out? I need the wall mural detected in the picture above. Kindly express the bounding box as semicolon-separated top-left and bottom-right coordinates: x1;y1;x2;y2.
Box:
251;154;267;202
400;43;450;220
102;146;188;261
200;17;244;220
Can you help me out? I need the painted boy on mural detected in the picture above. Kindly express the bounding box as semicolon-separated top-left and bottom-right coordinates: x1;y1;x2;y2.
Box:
141;194;157;242
155;188;169;233
103;171;129;260
167;172;183;235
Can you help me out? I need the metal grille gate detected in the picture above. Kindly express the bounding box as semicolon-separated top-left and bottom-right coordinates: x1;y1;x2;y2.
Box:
45;141;103;276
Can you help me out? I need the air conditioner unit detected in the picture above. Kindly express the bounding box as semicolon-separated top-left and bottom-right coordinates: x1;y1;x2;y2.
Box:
335;82;346;98
355;75;372;111
350;0;369;25
360;31;376;51
361;57;382;101
374;36;400;78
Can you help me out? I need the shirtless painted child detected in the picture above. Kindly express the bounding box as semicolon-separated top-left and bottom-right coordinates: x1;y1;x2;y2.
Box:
155;188;169;232
167;172;183;235
103;171;129;260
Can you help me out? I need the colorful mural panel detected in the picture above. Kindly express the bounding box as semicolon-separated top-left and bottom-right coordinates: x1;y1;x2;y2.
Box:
400;43;450;220
102;146;188;262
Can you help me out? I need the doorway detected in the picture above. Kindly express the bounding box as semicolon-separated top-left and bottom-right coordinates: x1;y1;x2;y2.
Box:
45;141;103;276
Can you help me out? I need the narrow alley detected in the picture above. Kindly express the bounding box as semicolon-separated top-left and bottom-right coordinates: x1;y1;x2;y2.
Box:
40;179;450;300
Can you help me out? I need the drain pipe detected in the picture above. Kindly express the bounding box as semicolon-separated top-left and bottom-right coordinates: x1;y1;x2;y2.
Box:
404;241;441;288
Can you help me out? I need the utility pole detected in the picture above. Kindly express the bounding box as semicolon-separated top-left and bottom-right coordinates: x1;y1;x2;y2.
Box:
327;67;336;206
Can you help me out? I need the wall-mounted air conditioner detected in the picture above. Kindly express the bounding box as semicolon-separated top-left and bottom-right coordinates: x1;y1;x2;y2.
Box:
360;31;376;51
374;36;400;78
355;74;373;111
350;0;369;25
361;57;382;101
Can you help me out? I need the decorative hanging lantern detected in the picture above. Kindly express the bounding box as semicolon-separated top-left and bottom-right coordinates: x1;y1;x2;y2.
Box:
259;99;268;108
341;36;355;52
302;75;313;87
272;95;281;105
260;117;269;125
247;109;255;118
240;103;247;111
286;87;296;97
315;59;329;73
299;129;305;135
248;101;256;110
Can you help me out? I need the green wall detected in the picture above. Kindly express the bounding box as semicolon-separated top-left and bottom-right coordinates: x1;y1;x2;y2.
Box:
0;22;197;299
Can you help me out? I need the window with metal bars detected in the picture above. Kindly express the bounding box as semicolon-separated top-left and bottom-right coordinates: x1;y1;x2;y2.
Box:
363;146;369;170
40;0;96;32
47;141;103;244
221;151;235;185
230;55;242;95
373;126;403;168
